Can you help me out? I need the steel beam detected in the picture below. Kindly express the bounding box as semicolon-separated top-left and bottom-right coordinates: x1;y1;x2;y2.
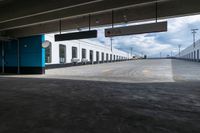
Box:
3;0;200;37
0;0;160;31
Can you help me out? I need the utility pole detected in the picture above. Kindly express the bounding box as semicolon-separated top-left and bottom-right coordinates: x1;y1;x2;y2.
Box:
130;47;133;57
160;52;162;58
191;29;198;48
111;10;114;52
178;44;181;57
110;38;113;52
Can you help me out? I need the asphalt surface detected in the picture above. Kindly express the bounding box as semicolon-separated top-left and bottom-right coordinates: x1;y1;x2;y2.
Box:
0;59;200;133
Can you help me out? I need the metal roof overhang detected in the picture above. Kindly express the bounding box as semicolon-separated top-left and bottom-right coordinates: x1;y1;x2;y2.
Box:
0;0;200;37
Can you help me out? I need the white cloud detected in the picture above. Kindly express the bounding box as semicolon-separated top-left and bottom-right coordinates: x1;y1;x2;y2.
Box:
89;14;200;57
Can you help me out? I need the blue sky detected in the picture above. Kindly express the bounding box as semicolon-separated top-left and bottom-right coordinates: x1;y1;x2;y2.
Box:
90;14;200;57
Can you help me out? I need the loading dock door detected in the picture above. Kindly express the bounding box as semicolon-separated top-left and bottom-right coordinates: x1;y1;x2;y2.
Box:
90;50;93;64
96;51;99;63
59;44;66;64
106;54;109;62
101;53;104;63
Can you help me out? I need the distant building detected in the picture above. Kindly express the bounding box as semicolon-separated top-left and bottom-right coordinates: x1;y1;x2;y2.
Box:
45;34;130;64
177;39;200;62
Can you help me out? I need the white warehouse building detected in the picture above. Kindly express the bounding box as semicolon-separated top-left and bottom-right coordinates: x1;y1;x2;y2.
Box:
177;39;200;62
45;34;130;65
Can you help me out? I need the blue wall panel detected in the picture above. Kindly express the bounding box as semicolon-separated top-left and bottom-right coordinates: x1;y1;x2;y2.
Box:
0;35;45;74
19;35;43;67
19;35;45;74
4;41;18;67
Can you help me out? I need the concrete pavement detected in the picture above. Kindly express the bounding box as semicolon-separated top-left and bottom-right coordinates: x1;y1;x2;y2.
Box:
2;59;200;83
0;59;200;133
44;59;200;82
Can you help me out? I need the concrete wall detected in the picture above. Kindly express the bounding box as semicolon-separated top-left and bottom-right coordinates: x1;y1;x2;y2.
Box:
177;39;200;62
45;34;130;64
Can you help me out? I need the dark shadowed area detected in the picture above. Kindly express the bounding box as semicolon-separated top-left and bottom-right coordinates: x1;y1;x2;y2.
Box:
0;77;199;133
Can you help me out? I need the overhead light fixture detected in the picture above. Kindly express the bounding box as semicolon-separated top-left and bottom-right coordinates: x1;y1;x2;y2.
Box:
77;24;82;31
95;19;100;24
123;15;128;24
105;21;167;37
